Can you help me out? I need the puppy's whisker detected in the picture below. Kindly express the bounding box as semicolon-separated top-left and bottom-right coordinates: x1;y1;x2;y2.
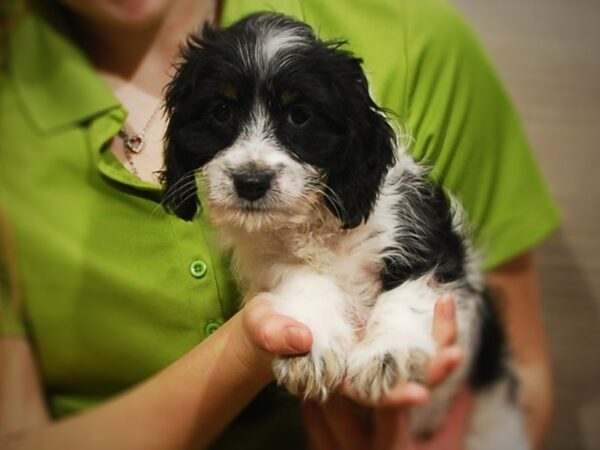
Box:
162;168;196;193
301;189;328;225
153;179;199;216
168;186;202;215
161;169;196;193
314;182;347;223
160;170;198;205
152;186;197;217
160;184;197;212
167;182;198;204
153;186;197;217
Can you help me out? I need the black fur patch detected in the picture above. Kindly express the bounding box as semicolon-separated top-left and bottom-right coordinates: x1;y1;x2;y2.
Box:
468;289;508;390
380;174;508;391
381;174;467;289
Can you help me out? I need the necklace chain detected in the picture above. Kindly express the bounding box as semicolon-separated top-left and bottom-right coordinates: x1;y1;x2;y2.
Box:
118;103;162;178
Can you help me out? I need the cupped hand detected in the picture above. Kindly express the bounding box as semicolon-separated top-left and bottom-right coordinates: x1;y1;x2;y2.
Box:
303;297;473;450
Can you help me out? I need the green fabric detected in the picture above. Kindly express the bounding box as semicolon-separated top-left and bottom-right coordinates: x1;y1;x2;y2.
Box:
0;0;560;448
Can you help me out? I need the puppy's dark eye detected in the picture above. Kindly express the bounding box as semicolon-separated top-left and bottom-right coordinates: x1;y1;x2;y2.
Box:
287;106;311;127
210;103;232;124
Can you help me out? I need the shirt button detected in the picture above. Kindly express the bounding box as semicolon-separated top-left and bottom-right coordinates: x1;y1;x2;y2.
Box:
189;259;208;279
204;320;221;336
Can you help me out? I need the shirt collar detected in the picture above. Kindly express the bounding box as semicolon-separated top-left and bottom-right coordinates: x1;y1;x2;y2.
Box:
8;7;120;133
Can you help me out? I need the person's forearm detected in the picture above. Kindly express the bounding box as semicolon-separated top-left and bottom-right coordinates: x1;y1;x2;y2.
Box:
3;312;273;450
487;253;554;450
517;359;553;450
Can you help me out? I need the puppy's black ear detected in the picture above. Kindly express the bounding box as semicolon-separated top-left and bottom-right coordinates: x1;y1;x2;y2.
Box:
161;81;200;221
161;28;215;221
161;136;199;221
324;50;396;229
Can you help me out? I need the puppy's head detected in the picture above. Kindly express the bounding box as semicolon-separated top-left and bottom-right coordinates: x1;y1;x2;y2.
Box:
162;12;395;230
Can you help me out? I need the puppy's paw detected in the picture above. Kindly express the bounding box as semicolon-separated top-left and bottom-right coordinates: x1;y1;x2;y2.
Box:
347;347;431;402
273;348;346;401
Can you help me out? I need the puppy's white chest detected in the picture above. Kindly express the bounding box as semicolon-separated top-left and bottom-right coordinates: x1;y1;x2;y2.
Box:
287;231;339;271
284;228;384;309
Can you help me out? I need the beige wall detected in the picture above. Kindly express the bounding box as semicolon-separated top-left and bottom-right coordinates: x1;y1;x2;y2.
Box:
451;1;600;449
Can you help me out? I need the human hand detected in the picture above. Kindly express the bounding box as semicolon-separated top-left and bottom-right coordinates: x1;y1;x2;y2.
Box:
231;294;314;379
303;297;472;449
304;386;473;450
370;385;474;450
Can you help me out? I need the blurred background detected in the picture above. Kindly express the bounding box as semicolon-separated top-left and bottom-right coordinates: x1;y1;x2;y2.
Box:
451;1;600;449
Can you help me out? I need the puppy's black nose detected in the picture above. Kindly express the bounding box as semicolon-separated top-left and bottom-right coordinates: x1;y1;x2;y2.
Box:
233;171;273;201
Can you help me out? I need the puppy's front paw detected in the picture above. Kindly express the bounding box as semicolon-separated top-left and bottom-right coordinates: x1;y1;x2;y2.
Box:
347;347;431;402
273;348;346;401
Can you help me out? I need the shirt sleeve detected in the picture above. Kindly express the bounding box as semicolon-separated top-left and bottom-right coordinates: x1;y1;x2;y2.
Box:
401;0;561;270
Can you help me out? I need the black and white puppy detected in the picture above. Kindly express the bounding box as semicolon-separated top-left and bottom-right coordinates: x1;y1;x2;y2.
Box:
162;13;529;449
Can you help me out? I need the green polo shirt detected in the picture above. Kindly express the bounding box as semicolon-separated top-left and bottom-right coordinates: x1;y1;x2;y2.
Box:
0;0;559;448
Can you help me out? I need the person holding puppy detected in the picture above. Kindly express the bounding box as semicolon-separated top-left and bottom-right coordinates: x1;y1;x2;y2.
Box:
0;0;559;449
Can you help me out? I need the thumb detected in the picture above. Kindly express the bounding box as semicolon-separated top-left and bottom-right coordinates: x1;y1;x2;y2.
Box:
243;295;313;355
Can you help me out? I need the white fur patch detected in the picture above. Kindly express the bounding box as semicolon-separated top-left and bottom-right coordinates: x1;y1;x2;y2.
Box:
261;29;308;65
467;381;530;450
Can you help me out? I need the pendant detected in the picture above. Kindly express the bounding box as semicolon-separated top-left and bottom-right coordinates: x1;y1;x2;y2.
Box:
124;134;145;153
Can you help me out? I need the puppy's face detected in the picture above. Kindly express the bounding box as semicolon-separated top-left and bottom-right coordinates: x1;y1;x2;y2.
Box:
163;13;395;230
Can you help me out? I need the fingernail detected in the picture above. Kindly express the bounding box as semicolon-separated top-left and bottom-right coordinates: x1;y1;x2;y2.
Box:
285;326;311;352
445;346;464;361
441;297;455;318
405;384;429;400
388;383;430;405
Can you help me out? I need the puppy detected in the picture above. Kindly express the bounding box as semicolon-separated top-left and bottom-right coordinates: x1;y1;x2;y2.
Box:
162;12;529;449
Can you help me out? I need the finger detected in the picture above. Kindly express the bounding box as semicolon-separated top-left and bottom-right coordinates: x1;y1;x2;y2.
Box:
418;386;474;450
425;346;464;387
321;396;371;450
437;386;474;436
338;379;429;408
244;295;313;355
432;297;457;347
302;401;340;450
378;382;431;408
373;409;413;450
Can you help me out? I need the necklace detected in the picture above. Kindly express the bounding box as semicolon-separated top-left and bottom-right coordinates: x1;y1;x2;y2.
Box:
118;103;162;178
